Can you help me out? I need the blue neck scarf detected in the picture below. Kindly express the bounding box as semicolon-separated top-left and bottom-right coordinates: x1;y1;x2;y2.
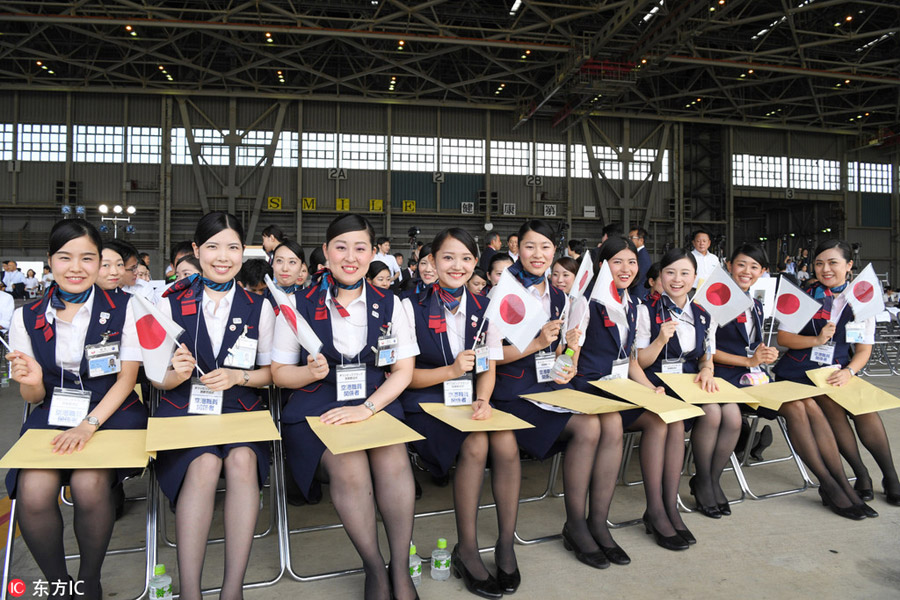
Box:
508;260;545;288
49;285;92;310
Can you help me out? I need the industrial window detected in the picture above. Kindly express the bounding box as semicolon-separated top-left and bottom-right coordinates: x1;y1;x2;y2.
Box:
631;148;670;182
535;143;567;178
848;161;892;194
170;128;229;165
301;132;336;169
390;136;436;171
789;158;840;191
237;130;295;167
0;124;12;161
127;126;162;164
74;125;124;163
339;134;386;170
490;140;531;175
570;145;621;179
440;138;484;174
732;154;787;187
18;124;67;162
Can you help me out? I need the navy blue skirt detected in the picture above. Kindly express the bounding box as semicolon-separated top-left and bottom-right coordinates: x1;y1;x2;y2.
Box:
405;410;470;477
493;398;572;460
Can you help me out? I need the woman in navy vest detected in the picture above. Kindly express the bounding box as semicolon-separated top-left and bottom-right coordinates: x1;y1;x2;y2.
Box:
153;212;276;600
272;239;306;295
568;236;690;555
492;220;612;570
636;248;723;536
271;214;419;600
5;219;145;598
715;243;872;520
401;228;520;597
774;240;894;514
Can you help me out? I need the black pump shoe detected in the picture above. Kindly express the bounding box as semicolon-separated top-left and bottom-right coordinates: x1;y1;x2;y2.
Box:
884;478;900;506
494;544;520;593
689;477;722;519
450;545;503;599
561;524;609;569
819;489;866;521
854;477;874;502
598;543;631;566
641;513;689;551
675;527;696;545
717;502;732;516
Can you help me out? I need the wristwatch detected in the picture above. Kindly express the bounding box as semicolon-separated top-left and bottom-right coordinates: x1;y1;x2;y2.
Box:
847;367;856;377
363;400;377;415
242;370;250;385
83;416;100;428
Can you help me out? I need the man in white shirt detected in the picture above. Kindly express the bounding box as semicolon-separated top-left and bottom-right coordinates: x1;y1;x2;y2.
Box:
2;261;26;296
506;234;519;262
0;290;14;333
374;237;402;282
690;229;720;289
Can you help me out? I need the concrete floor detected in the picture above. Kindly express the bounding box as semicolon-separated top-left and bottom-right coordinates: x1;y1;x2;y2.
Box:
2;376;900;600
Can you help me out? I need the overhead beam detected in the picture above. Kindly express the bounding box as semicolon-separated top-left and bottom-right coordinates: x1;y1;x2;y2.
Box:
662;55;900;86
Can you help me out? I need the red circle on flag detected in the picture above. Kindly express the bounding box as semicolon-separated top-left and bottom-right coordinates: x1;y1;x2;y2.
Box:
499;295;526;324
706;282;731;306
136;314;167;350
609;282;620;302
579;271;590;291
776;294;800;315
853;281;874;303
280;305;298;330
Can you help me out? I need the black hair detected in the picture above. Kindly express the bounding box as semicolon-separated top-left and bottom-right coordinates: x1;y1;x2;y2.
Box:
326;214;376;246
659;247;697;271
484;232;500;245
601;223;623;238
471;267;487;282
376;236;390;246
170;240;194;267
431;227;479;258
507;233;518;242
262;224;285;241
418;244;433;262
393;252;404;260
553;256;578;275
567;239;585;256
690;228;711;242
105;239;139;264
517;219;556;244
48;218;103;257
273;239;306;265
597;236;638;264
645;262;660;288
138;252;150;267
308;246;327;272
729;243;769;269
175;255;201;272
813;239;852;262
629;227;648;240
195;212;245;246
488;252;514;272
367;260;390;280
236;258;272;289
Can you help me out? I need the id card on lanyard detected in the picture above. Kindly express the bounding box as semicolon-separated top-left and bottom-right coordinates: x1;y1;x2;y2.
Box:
535;351;556;383
443;373;474;406
223;325;258;369
746;345;762;374
336;363;367;401
86;333;121;378
48;387;91;427
604;357;630;381
189;377;224;415
661;358;684;374
375;322;398;368
811;343;836;365
845;322;866;344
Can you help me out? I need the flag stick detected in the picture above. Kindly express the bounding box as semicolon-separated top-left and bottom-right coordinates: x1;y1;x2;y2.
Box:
0;335;11;353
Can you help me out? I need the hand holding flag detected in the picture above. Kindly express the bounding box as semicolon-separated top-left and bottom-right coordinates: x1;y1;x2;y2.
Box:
264;275;323;357
131;292;185;384
692;265;753;326
483;270;548;353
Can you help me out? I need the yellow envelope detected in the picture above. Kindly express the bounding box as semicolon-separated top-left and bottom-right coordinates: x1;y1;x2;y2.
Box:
805;367;900;416
520;389;635;415
657;373;753;405
307;412;424;455
420;403;534;432
0;429;152;470
590;379;705;424
740;380;820;412
145;411;281;452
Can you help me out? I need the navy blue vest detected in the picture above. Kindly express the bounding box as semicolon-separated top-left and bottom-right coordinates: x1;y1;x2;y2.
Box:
715;298;766;386
643;294;711;387
282;282;396;424
401;289;488;410
157;283;266;416
574;297;637;390
22;286;145;428
773;287;855;383
494;282;568;401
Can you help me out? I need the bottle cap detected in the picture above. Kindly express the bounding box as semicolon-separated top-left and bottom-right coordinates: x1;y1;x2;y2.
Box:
437;538;447;549
564;348;575;357
410;545;417;555
154;564;166;576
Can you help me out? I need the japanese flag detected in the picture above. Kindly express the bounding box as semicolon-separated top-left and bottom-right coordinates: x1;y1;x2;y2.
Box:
838;263;885;323
692;265;753;326
130;292;184;384
484;269;548;353
569;255;595;301
589;260;626;323
264;275;323;357
772;276;820;333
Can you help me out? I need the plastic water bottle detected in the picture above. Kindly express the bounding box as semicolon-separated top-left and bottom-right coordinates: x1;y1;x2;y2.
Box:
149;564;173;599
430;538;451;581
409;545;423;587
551;348;575;379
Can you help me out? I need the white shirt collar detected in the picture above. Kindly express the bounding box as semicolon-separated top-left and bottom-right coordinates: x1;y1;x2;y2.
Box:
326;282;367;310
45;287;95;325
202;284;237;315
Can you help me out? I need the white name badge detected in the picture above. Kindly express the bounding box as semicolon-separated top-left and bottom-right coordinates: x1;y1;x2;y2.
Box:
845;322;866;344
474;344;490;374
443;374;474;406
336;364;367;402
606;358;630;381
375;335;398;368
223;334;258;370
86;341;121;378
811;343;836;365
535;351;556;383
48;387;91;428
189;378;224;415
661;359;684;374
